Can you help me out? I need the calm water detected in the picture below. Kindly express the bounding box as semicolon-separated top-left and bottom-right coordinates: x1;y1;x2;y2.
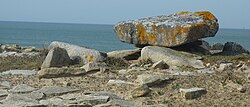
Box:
0;21;250;52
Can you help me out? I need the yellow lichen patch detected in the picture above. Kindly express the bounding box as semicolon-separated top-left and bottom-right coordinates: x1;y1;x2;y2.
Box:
195;11;216;21
89;55;94;62
177;11;190;15
136;24;146;43
170;28;176;44
152;24;156;32
84;56;88;59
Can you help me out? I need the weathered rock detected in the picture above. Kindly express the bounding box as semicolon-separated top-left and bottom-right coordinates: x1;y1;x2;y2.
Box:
0;81;11;89
107;49;141;60
141;46;205;68
78;95;110;106
131;85;151;98
211;43;224;50
151;60;169;70
41;47;71;69
9;84;36;93
35;86;80;96
0;44;21;52
114;11;219;47
136;74;170;86
1;94;40;107
38;68;86;78
221;42;249;55
107;80;134;85
39;97;64;106
217;63;233;72
167;70;195;76
90;91;123;100
196;68;215;74
226;82;246;93
48;41;107;64
0;89;8;97
82;62;107;72
109;99;139;107
0;70;37;76
180;87;207;99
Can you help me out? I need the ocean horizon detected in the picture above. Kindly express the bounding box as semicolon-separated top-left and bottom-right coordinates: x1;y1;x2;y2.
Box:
0;21;250;52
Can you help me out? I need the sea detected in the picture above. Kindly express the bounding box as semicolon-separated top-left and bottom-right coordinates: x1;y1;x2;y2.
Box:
0;21;250;52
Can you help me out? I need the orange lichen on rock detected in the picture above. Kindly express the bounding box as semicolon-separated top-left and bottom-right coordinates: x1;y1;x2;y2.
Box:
89;55;94;62
136;24;147;43
177;11;190;15
195;11;216;21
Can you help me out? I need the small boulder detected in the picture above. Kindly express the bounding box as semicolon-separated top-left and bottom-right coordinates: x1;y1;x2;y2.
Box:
107;48;141;60
211;43;224;50
81;62;108;72
221;42;249;55
151;60;169;70
48;41;107;64
41;47;71;69
131;85;151;98
136;74;171;86
141;46;205;69
179;87;207;99
216;63;233;72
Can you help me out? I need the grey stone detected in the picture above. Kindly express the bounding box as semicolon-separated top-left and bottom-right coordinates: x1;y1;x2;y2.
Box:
0;70;37;76
90;91;123;100
217;63;233;72
77;95;110;106
109;99;139;107
0;81;11;89
35;86;80;96
114;11;219;47
41;47;71;69
131;85;151;98
196;68;215;74
151;60;169;70
221;42;249;55
0;89;8;97
48;41;107;64
1;94;39;107
180;87;207;99
38;67;86;78
211;43;224;50
81;62;107;72
9;84;36;93
136;74;170;86
141;46;205;69
39;97;64;106
26;91;45;100
107;80;134;85
107;49;141;60
167;70;195;76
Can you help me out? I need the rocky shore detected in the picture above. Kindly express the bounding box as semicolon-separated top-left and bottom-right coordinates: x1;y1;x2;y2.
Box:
0;11;250;107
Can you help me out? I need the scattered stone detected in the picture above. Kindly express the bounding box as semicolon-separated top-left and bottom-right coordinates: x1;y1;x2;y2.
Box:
221;42;249;55
141;46;205;69
143;63;152;69
0;89;8;97
131;85;151;98
128;63;138;69
107;49;141;60
118;69;127;75
0;70;37;76
77;95;110;106
136;74;170;86
38;67;86;78
82;62;107;72
114;11;219;47
217;63;233;72
35;86;80;96
226;82;246;93
180;87;207;99
151;60;169;70
48;41;107;64
0;51;39;57
109;99;138;107
167;70;195;76
1;94;40;107
211;43;224;50
90;91;123;100
41;47;71;69
196;68;215;74
107;80;134;85
9;84;36;93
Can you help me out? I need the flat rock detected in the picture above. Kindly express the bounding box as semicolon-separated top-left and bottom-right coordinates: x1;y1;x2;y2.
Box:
131;85;151;98
35;86;80;96
196;68;215;74
109;99;139;107
107;48;141;60
38;67;86;78
9;84;36;93
48;41;107;64
151;60;169;70
136;74;170;86
1;94;40;107
0;81;11;89
81;62;107;72
0;70;37;76
114;11;219;47
141;46;205;69
41;47;71;69
107;80;134;85
0;89;8;97
39;97;64;106
180;87;207;99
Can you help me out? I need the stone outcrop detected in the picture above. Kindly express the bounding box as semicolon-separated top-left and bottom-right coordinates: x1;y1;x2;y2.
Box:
141;46;205;68
221;42;249;55
41;47;71;69
48;41;107;64
114;11;219;47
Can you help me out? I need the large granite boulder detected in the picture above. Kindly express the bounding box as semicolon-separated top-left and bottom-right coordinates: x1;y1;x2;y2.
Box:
114;11;219;47
141;46;205;69
41;47;71;69
48;41;107;64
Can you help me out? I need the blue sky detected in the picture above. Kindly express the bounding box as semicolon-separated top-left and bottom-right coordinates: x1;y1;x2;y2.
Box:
0;0;249;29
